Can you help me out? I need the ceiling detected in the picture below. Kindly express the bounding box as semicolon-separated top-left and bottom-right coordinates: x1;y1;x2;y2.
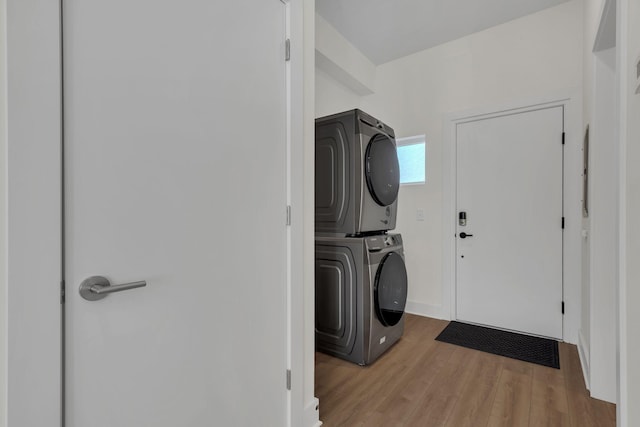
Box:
316;0;572;65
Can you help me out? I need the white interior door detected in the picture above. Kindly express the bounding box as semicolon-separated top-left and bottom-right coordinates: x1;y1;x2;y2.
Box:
64;1;288;426
456;106;564;339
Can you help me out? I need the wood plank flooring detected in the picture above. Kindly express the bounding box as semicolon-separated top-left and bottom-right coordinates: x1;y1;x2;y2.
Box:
315;314;615;427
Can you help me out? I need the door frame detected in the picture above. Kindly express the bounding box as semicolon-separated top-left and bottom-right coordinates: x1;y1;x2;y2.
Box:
442;90;582;344
4;1;306;426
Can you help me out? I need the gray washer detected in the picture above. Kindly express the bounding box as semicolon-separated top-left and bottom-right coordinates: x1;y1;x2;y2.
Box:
315;233;408;365
315;109;399;235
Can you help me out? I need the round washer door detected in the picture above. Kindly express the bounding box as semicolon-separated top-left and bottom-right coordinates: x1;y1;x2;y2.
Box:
374;251;408;327
365;134;400;206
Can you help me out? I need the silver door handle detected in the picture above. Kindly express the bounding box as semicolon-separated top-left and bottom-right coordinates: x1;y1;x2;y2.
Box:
79;275;147;301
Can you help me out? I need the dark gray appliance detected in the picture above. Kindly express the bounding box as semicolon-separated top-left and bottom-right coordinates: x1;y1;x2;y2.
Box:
315;109;400;235
315;233;408;365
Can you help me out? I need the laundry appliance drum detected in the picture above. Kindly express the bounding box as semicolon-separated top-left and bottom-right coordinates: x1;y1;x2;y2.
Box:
365;134;400;207
374;251;408;327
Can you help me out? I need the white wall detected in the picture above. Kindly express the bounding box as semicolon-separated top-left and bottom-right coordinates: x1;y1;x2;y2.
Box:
590;47;618;402
580;0;634;408
621;0;640;423
581;0;596;384
316;1;584;332
584;0;606;124
580;0;640;417
315;13;375;96
315;68;362;118
0;0;6;425
580;0;605;383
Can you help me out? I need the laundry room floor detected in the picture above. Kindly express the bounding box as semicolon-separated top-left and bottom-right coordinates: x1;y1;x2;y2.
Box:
315;314;615;427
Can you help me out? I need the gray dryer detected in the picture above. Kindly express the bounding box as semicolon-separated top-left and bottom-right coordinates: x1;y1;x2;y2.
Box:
315;233;408;365
315;109;400;235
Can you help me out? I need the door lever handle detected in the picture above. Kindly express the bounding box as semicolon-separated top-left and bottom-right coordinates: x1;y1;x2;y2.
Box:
79;276;147;301
459;232;474;239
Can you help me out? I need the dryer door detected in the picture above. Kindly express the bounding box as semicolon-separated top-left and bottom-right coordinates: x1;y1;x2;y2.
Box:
374;252;408;326
365;134;400;206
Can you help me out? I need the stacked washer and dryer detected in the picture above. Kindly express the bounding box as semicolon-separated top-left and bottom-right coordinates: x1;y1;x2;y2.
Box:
315;109;408;366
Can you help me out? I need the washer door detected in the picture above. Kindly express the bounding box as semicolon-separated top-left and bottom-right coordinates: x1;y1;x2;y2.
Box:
365;134;400;206
374;251;408;326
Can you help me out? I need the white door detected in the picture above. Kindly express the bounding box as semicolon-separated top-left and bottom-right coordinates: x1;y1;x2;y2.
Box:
456;107;564;339
64;1;288;426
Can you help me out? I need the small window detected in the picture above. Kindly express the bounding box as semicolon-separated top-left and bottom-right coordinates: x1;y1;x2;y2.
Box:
396;135;426;185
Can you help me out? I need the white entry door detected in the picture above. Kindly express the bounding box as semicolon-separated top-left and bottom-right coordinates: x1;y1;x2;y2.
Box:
456;106;564;339
64;1;288;426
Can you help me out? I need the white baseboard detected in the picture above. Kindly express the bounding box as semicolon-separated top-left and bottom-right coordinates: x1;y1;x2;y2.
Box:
577;329;590;390
405;301;448;320
304;397;321;427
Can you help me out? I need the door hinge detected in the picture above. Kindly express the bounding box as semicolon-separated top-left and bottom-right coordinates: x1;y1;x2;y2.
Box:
285;39;291;61
286;369;291;390
562;132;565;145
286;205;292;226
562;301;565;314
60;280;66;304
562;217;565;229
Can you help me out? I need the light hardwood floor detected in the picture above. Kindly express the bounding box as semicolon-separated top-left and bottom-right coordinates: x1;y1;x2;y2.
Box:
315;314;615;427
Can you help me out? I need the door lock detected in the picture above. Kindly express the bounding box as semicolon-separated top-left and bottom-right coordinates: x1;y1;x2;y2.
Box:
459;211;467;226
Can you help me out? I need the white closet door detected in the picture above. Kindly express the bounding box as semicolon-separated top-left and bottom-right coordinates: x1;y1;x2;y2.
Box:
64;1;289;425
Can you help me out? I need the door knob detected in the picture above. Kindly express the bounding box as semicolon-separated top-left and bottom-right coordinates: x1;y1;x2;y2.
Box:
459;232;474;239
79;276;147;301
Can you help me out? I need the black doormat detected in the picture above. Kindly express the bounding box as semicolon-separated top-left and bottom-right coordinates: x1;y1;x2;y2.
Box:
435;321;560;369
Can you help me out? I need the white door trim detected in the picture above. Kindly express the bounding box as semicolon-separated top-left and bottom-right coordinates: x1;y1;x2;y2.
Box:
4;1;306;426
442;89;583;344
283;1;309;426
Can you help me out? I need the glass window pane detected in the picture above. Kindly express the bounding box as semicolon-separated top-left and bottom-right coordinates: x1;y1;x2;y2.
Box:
397;142;425;184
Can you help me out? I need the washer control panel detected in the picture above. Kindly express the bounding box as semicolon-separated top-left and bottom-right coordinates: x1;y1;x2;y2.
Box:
366;234;402;251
